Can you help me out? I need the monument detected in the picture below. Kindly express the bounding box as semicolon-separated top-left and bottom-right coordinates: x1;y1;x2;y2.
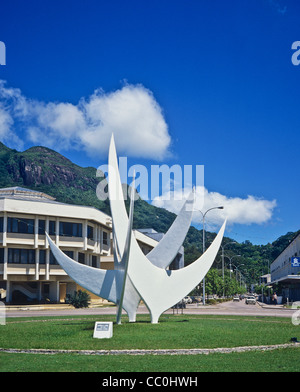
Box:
47;135;226;323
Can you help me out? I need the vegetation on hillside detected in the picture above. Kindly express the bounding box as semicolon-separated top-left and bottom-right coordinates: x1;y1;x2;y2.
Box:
0;141;298;289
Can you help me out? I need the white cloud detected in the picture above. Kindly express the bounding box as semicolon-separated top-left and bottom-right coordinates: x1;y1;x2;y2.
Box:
0;103;24;150
152;186;277;228
0;80;171;159
0;81;277;229
80;85;171;159
25;101;85;150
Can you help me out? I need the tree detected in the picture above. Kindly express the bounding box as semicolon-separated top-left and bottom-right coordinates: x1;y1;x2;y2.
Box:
202;268;246;298
205;269;223;297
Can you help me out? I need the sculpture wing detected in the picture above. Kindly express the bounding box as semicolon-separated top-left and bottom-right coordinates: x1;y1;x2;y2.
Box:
108;134;226;323
46;233;117;303
146;190;194;268
115;176;135;323
109;135;194;269
128;220;226;323
46;207;141;322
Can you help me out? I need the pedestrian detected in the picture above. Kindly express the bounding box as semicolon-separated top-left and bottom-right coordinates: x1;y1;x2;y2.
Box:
274;292;278;305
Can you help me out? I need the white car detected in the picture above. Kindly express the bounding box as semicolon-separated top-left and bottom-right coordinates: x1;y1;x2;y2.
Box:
245;296;256;305
233;296;240;302
183;296;192;304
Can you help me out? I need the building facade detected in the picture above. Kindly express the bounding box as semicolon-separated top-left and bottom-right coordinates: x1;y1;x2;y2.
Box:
0;187;160;304
270;232;300;302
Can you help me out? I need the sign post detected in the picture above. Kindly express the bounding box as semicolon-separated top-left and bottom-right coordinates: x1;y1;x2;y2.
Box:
0;301;5;326
291;257;300;268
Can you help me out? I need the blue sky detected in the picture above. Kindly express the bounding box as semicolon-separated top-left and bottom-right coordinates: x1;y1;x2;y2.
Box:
0;0;299;245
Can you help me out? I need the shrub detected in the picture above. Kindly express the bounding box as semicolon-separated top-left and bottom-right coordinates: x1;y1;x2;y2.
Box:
65;290;91;308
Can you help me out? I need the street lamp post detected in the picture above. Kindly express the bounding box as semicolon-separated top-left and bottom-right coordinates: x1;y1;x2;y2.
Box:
223;255;241;297
198;206;224;305
220;242;237;298
224;255;241;278
229;255;241;279
232;263;244;285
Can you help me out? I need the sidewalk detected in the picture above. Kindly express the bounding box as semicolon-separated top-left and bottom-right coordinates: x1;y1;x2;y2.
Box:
5;304;72;311
5;301;114;312
257;301;287;310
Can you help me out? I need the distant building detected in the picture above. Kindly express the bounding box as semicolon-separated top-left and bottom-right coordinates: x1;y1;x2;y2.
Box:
259;274;271;285
0;187;159;304
270;232;300;302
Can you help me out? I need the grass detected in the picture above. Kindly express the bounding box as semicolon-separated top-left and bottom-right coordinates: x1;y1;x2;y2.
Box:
1;314;299;350
1;314;299;372
1;348;300;372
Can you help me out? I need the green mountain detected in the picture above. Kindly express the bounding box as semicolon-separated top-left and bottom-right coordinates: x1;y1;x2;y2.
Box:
0;141;182;233
0;142;110;213
0;142;298;285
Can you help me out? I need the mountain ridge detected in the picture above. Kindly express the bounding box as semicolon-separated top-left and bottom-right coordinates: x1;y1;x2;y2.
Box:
0;141;298;283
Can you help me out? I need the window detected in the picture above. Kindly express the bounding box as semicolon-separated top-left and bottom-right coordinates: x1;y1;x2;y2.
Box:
87;225;94;240
92;255;97;268
63;250;74;259
8;248;35;264
38;220;45;235
0;248;4;264
20;249;27;264
103;231;108;245
39;249;46;265
7;218;34;234
59;222;82;237
78;253;85;264
0;217;3;232
49;252;58;265
49;221;56;235
73;223;82;237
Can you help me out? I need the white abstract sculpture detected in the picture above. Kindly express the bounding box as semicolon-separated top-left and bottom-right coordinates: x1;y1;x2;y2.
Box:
46;177;194;323
47;134;226;323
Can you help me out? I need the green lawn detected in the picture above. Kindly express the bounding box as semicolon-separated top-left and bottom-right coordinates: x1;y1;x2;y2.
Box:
1;348;300;372
1;314;299;372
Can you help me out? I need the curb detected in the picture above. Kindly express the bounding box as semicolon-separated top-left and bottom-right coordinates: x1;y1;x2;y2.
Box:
257;302;290;310
1;343;299;356
5;302;115;312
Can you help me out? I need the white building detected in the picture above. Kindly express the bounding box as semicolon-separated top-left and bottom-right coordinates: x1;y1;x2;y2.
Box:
0;187;158;304
270;232;300;302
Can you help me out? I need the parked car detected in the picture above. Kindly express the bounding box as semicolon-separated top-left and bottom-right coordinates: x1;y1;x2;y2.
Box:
183;296;192;304
245;296;256;305
233;296;240;302
190;296;200;303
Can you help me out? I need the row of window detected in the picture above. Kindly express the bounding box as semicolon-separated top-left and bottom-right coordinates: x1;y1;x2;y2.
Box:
0;248;98;267
0;217;109;244
0;248;58;265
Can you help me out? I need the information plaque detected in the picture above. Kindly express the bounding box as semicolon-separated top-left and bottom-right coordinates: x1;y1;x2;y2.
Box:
93;321;113;339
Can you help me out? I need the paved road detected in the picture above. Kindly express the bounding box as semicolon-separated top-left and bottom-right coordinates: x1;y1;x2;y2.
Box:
171;300;295;319
5;299;295;319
